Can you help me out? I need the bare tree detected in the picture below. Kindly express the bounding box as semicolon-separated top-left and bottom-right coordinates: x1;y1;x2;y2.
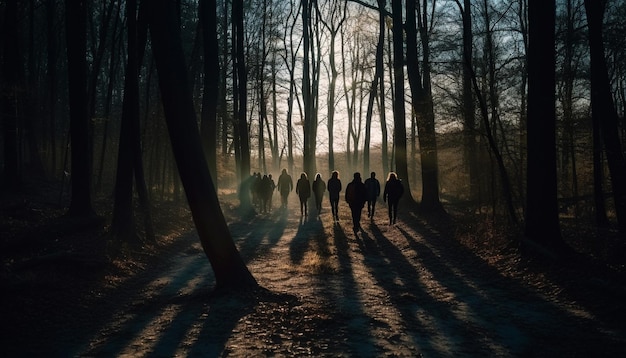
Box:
199;0;219;188
584;0;626;235
65;0;95;217
525;0;564;246
317;0;347;173
391;0;412;205
148;0;258;290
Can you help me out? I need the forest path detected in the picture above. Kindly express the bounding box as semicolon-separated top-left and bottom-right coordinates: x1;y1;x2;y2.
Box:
75;194;625;357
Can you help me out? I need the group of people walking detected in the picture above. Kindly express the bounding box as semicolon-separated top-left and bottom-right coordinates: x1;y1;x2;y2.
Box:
246;168;404;231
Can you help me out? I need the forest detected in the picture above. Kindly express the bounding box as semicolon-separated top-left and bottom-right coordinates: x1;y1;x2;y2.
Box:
1;0;626;356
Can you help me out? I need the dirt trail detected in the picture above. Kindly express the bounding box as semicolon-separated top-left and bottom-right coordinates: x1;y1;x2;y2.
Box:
27;195;626;357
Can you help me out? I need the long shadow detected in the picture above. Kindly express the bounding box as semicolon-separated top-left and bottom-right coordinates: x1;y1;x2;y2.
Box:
289;213;324;264
71;233;222;357
365;212;625;356
325;221;378;355
229;207;289;264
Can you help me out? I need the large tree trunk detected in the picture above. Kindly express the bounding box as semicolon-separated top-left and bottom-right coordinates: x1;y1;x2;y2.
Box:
525;0;563;245
65;0;95;217
147;0;257;290
391;0;412;205
459;0;477;202
302;0;317;177
1;0;21;190
45;0;58;175
234;0;251;181
199;0;218;189
585;0;626;235
405;0;442;212
111;0;154;243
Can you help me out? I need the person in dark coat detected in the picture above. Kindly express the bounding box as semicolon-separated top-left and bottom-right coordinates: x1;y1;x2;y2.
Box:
267;173;276;212
296;172;311;216
364;171;381;219
312;173;326;215
259;174;273;213
327;171;342;221
383;172;404;225
277;168;293;209
345;172;367;232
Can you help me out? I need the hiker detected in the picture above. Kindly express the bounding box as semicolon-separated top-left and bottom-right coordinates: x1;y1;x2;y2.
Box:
252;172;262;208
364;171;381;219
345;172;367;232
267;174;276;211
312;173;326;215
383;172;404;225
259;174;273;213
296;172;311;216
327;171;342;221
276;168;293;209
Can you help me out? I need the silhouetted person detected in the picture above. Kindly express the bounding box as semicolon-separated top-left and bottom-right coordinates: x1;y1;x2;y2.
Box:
383;172;404;225
296;172;311;216
252;172;262;208
239;173;256;209
327;171;342;221
364;171;381;219
259;174;273;213
312;173;326;215
267;174;276;211
345;172;367;232
277;168;293;209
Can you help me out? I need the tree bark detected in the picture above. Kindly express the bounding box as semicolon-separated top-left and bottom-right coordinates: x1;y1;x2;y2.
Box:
199;0;219;189
147;0;257;289
1;0;21;190
65;0;95;217
391;0;412;205
525;0;563;245
584;0;626;235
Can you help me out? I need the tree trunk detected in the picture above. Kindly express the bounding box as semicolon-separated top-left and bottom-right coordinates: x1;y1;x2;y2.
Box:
459;0;477;202
1;0;21;190
148;0;258;290
525;0;563;245
302;0;317;177
199;0;218;189
65;0;95;217
391;0;411;204
234;0;251;181
584;0;626;235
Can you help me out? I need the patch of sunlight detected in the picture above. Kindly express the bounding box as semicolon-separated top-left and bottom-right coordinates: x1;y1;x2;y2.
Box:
300;250;339;275
117;303;183;357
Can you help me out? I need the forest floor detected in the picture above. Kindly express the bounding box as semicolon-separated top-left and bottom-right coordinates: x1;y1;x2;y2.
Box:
1;181;626;357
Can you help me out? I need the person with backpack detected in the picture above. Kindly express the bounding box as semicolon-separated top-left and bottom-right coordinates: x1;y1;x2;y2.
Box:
345;172;367;232
312;173;326;215
276;168;293;209
383;172;404;225
327;171;342;221
296;172;311;216
364;171;381;219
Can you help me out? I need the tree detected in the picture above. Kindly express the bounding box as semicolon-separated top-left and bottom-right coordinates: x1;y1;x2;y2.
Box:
65;0;95;217
363;0;386;175
234;0;251;183
199;0;219;188
318;0;347;173
110;0;154;243
302;0;318;177
455;0;478;203
584;0;626;235
525;0;563;246
391;0;412;205
147;0;257;289
1;0;21;190
405;0;443;212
